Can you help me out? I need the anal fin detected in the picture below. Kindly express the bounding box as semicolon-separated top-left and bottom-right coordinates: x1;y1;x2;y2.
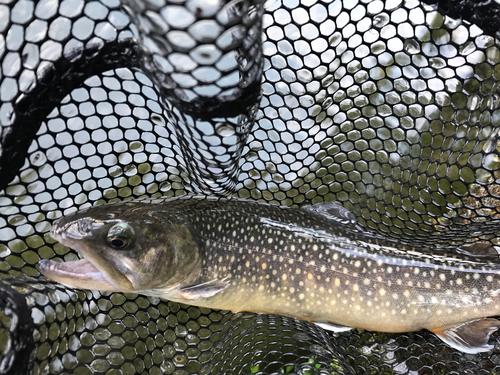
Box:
430;318;500;354
180;279;229;300
315;322;353;333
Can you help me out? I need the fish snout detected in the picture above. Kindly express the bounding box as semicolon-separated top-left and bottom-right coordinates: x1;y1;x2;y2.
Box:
50;217;105;241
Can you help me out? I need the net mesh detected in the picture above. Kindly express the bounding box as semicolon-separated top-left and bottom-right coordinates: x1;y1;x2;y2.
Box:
1;0;500;374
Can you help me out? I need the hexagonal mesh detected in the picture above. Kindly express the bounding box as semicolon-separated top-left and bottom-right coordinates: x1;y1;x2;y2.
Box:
1;0;500;374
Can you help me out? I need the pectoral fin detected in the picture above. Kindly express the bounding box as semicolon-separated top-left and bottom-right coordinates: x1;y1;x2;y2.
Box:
459;241;498;256
430;318;500;354
302;202;362;230
315;322;354;333
180;279;230;300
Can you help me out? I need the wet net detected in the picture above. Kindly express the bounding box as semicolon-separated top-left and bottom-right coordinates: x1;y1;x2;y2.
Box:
1;0;500;374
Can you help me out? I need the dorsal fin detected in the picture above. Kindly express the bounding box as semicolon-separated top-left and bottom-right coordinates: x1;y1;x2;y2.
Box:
302;202;362;231
430;318;500;354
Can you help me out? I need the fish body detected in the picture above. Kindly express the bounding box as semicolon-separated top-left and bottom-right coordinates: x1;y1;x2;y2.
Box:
39;195;500;353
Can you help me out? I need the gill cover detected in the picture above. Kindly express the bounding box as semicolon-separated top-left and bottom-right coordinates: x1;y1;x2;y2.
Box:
41;203;203;296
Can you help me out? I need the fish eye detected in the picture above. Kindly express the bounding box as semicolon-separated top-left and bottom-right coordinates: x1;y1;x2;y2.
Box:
106;223;134;249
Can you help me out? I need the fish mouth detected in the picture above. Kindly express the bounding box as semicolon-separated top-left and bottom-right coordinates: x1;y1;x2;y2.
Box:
39;258;121;292
39;218;135;293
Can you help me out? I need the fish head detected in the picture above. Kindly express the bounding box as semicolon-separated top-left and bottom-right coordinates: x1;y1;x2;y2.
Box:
39;202;200;294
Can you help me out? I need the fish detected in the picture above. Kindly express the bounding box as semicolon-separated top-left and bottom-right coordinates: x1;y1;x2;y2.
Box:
39;195;500;354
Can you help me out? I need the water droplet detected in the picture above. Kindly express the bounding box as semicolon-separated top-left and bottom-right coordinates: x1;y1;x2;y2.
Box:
109;166;122;177
460;41;476;56
123;164;137;176
483;154;500;171
328;32;342;46
321;75;334;87
266;163;277;173
429;57;445;68
467;94;480;111
373;13;389;28
215;123;235;137
264;0;277;8
30;151;46;166
444;15;461;30
129;142;143;151
151;114;165;125
14;195;29;204
159;181;172;192
322;97;333;109
490;94;500;110
404;39;420;54
245;151;258;161
8;215;26;225
476;35;494;49
272;174;284;183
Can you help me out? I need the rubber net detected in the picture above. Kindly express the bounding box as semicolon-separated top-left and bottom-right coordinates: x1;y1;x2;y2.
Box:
1;0;500;374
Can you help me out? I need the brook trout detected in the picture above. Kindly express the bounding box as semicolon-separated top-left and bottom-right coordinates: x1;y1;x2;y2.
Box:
39;195;500;353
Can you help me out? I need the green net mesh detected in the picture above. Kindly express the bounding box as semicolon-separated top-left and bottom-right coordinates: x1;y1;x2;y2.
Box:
2;0;500;374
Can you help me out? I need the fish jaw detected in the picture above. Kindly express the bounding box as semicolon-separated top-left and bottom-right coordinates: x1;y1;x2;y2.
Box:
39;258;120;292
40;217;135;293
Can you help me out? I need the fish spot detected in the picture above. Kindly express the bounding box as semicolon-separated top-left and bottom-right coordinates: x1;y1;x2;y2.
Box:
282;274;287;281
379;289;386;296
334;278;340;286
308;273;313;280
439;274;446;281
353;284;359;292
262;263;267;270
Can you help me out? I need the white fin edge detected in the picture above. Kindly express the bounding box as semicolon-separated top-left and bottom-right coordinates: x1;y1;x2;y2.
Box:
315;322;354;332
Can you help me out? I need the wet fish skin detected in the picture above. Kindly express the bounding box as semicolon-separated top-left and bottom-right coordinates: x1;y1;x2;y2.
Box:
39;195;500;353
